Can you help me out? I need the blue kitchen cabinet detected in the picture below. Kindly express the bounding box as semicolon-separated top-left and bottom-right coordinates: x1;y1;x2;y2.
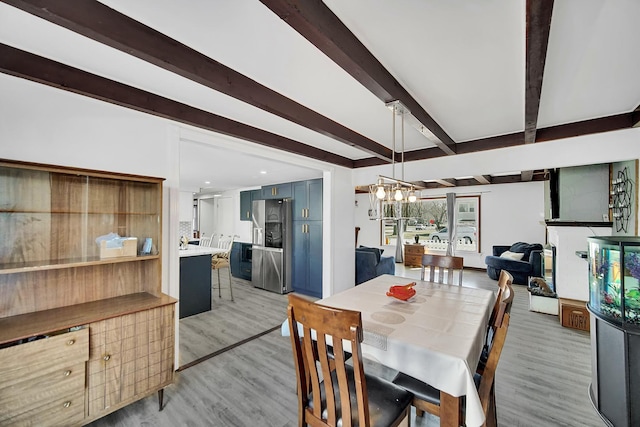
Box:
240;189;261;221
230;242;252;280
261;182;292;199
293;178;322;221
292;220;323;298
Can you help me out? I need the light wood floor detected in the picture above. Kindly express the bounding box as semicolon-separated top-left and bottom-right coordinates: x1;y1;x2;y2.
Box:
88;268;605;427
179;274;289;367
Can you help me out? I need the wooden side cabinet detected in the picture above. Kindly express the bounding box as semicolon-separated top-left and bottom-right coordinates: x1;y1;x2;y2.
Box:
0;159;176;426
404;244;426;267
87;305;174;421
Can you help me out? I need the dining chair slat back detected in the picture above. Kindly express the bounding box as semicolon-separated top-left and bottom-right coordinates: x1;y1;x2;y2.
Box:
199;236;213;247
420;254;464;286
488;270;513;328
478;313;511;427
287;294;412;427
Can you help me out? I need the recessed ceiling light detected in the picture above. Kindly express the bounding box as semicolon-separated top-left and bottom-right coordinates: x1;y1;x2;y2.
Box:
213;194;221;197
260;170;267;174
204;181;210;184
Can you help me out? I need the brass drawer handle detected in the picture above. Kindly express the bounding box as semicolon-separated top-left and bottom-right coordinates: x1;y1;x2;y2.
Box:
63;401;72;408
67;339;75;346
63;370;72;377
103;354;111;361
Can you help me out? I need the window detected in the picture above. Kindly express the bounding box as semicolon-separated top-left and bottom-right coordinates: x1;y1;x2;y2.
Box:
382;195;480;252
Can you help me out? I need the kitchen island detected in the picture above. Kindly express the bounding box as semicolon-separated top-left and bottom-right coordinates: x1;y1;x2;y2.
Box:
179;245;225;318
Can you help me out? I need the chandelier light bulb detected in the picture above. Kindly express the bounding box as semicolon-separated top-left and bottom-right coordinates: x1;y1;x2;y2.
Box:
394;187;403;201
408;190;417;203
376;185;386;199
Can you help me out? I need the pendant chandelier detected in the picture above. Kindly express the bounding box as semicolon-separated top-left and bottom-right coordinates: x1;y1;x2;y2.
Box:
368;101;420;221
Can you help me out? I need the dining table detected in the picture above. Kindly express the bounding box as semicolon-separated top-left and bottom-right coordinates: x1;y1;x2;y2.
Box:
285;274;496;427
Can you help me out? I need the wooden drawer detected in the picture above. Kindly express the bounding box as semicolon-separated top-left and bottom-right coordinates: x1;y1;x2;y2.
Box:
0;328;89;372
559;299;590;332
404;244;425;267
2;389;85;427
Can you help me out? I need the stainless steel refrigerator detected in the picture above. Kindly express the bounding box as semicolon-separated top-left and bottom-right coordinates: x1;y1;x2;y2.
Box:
251;199;292;294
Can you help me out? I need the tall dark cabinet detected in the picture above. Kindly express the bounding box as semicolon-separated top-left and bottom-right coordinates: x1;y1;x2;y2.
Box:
291;179;323;297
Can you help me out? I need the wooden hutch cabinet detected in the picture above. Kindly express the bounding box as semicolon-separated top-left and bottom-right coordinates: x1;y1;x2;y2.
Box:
0;159;176;426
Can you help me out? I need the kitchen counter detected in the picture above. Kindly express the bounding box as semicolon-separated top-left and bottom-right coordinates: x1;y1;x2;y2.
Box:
179;244;225;257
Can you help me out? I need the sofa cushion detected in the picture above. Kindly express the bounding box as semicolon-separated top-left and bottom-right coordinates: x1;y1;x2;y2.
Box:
509;242;543;261
500;250;524;261
358;246;382;264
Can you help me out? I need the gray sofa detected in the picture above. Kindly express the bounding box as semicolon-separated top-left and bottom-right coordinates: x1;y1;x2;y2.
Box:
484;242;543;285
355;247;395;285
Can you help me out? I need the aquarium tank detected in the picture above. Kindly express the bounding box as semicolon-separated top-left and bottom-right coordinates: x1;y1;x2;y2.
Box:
588;236;640;327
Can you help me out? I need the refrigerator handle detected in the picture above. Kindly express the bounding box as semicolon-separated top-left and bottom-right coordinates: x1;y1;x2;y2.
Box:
254;227;263;245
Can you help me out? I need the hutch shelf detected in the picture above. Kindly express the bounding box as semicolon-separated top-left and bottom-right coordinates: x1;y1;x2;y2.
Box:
0;159;176;426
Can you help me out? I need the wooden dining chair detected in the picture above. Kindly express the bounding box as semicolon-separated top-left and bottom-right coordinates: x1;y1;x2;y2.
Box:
477;281;514;376
287;293;412;427
420;254;464;286
211;235;234;301
488;270;513;329
392;313;511;427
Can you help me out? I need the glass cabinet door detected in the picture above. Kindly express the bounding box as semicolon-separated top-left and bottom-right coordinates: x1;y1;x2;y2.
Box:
589;237;640;326
589;240;622;322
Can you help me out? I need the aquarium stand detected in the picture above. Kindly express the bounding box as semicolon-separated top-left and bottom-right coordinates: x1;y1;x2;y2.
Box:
588;308;640;427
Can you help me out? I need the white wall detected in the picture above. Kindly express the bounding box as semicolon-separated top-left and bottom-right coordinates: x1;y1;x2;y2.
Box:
198;198;216;238
218;188;256;244
179;191;194;223
327;166;357;295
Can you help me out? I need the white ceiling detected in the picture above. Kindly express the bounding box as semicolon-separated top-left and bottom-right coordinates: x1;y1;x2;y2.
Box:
1;0;639;192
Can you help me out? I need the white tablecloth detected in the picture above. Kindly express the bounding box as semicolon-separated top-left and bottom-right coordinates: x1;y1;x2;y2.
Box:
284;274;495;427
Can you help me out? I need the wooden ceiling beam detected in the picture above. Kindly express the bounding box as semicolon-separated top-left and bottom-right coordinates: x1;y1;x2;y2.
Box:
536;113;634;141
473;175;492;185
1;0;393;161
434;178;456;187
397;171;547;192
354;111;634;167
521;170;534;181
525;0;554;144
633;104;640;127
492;173;546;184
0;44;354;168
456;132;525;154
260;0;457;156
